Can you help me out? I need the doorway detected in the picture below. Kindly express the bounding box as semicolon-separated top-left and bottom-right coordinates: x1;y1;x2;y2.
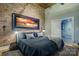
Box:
61;17;74;44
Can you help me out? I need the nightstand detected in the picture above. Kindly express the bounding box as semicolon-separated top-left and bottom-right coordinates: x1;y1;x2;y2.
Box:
0;45;10;56
9;42;18;51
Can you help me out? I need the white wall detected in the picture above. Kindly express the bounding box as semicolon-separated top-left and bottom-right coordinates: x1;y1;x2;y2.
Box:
51;19;61;38
45;3;79;43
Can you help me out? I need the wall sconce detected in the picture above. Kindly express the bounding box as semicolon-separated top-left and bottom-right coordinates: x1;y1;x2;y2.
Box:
2;25;6;31
15;31;18;34
42;29;45;32
2;25;6;35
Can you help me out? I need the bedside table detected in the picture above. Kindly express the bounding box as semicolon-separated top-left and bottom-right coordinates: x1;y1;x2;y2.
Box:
9;42;18;51
0;45;10;56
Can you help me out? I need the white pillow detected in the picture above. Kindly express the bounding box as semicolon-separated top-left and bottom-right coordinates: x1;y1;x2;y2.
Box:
25;33;35;39
37;32;43;37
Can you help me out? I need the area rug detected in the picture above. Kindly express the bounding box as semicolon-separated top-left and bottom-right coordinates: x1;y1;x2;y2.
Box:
55;46;78;56
2;50;23;56
2;46;79;56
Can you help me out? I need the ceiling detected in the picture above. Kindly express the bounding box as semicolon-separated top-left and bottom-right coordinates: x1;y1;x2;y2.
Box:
0;3;55;9
38;3;55;9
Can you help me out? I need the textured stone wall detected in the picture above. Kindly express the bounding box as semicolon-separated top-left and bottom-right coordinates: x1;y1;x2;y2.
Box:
0;3;45;46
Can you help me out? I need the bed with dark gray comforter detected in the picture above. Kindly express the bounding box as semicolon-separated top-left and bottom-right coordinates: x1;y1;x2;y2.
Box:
17;36;58;56
17;33;64;56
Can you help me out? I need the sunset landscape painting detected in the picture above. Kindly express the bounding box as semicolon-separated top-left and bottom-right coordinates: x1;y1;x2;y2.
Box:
12;13;40;30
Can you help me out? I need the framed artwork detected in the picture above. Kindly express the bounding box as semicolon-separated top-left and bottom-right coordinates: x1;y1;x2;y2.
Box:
12;13;40;30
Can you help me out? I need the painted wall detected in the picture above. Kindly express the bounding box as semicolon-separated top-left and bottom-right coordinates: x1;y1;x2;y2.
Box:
0;3;45;46
45;3;79;43
51;19;61;38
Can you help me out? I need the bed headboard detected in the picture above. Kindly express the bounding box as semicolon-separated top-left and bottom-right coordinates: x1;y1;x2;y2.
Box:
16;32;43;43
16;32;32;43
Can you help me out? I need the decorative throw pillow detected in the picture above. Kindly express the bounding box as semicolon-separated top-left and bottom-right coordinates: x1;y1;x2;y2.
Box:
18;33;26;39
33;32;38;37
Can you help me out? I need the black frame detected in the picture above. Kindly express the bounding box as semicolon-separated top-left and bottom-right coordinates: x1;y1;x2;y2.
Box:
12;13;40;30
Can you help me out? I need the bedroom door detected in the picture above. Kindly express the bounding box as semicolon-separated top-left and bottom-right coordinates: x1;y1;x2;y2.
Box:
61;17;74;44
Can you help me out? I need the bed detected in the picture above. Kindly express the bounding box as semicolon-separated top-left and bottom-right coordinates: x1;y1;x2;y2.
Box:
16;32;64;56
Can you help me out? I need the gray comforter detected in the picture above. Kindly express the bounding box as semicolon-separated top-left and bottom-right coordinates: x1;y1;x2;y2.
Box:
17;36;58;56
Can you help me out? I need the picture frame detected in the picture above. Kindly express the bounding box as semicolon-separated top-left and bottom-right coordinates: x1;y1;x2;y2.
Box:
12;13;40;30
